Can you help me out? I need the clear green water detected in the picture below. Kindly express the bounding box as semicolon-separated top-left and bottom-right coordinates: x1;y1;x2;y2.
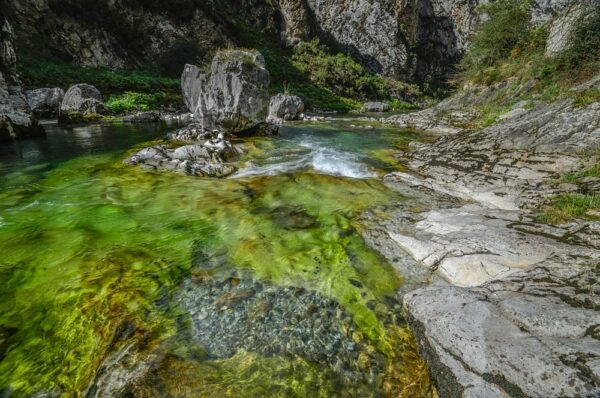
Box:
0;120;433;397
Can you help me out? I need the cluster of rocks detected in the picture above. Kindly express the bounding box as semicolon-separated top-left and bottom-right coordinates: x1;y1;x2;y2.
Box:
125;125;241;178
127;49;309;177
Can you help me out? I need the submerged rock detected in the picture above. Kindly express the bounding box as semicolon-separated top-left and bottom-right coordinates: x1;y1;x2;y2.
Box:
178;276;386;386
25;88;65;118
181;50;270;133
59;84;106;124
405;260;600;397
0;19;44;142
125;124;241;178
268;93;305;122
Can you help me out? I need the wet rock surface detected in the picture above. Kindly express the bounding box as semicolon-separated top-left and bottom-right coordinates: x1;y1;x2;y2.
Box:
125;124;241;178
84;274;393;397
182;50;270;133
405;260;600;398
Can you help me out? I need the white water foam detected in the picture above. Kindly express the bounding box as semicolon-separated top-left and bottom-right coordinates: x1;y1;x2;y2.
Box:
233;138;377;179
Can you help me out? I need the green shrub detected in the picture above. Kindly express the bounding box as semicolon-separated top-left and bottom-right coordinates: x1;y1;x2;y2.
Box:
105;91;183;113
460;0;531;71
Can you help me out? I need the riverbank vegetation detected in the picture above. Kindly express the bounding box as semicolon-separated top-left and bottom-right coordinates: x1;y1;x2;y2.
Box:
457;0;600;126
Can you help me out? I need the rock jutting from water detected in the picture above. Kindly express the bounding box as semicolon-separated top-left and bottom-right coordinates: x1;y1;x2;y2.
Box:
268;93;305;123
182;50;271;133
25;87;65;119
125;124;242;178
59;83;106;124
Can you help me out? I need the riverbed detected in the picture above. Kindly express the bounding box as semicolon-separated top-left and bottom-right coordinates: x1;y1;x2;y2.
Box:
0;119;435;397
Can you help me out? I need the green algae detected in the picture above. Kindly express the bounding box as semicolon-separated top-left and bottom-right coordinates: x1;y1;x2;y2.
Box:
0;123;433;396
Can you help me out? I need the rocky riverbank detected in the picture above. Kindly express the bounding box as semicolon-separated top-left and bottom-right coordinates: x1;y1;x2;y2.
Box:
360;76;600;395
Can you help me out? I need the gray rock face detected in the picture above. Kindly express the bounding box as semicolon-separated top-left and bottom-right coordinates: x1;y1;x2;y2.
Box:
182;50;270;133
545;3;584;56
59;84;106;123
125;125;241;177
5;0;483;83
0;19;44;142
25;88;65;118
374;202;600;286
361;102;391;113
392;99;600;210
405;259;600;397
280;0;483;79
268;93;305;122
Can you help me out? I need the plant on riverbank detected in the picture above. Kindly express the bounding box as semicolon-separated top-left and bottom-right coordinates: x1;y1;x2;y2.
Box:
539;193;600;224
105;91;184;113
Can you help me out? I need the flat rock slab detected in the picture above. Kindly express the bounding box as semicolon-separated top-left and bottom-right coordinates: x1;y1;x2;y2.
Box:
378;203;600;287
405;261;600;397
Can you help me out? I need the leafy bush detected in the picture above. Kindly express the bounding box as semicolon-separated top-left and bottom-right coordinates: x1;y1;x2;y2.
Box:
460;0;531;70
105;91;183;113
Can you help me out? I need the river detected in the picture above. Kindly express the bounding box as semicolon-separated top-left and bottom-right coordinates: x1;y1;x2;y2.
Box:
0;119;435;397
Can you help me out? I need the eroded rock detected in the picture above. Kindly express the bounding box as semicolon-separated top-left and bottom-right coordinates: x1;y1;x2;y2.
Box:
0;19;44;142
181;50;270;133
361;102;391;113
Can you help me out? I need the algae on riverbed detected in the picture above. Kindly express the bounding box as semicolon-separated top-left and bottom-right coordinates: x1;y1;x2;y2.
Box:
0;122;434;396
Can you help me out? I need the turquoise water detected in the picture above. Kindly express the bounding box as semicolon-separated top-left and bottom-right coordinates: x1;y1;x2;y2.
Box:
0;120;434;397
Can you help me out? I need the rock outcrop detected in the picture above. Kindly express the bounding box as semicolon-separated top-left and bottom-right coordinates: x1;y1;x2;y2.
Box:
268;93;304;122
4;0;485;83
391;99;600;210
182;50;270;133
405;259;600;397
59;84;106;124
125;124;241;177
0;19;44;142
26;87;65;118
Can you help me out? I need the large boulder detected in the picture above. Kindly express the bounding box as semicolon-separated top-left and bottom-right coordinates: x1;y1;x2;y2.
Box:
268;93;304;122
59;84;106;124
26;88;65;118
181;50;270;133
0;20;44;142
